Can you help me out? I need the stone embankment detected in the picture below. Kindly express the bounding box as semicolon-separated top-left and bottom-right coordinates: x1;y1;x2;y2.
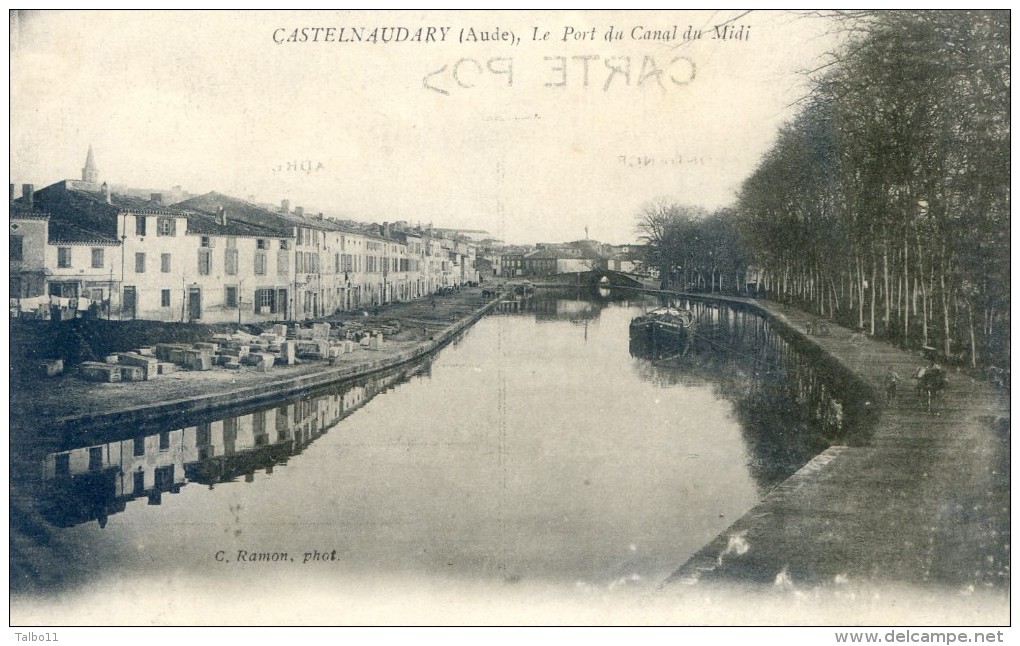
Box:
652;292;1009;594
12;287;503;440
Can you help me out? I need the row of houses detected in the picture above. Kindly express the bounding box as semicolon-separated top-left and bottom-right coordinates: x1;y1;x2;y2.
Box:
10;176;480;324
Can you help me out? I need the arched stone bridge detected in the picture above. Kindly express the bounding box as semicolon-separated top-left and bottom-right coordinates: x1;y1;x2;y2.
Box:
586;270;644;288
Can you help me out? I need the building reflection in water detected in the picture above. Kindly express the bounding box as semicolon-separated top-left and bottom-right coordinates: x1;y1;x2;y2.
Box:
33;291;876;530
37;360;434;529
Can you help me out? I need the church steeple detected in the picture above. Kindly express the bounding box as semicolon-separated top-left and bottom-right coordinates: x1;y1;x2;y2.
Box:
82;145;99;184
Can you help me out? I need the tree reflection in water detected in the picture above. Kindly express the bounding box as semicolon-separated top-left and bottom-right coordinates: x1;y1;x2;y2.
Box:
630;299;875;494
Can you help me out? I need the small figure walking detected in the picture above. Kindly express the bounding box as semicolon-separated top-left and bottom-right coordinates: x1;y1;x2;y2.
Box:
885;366;900;404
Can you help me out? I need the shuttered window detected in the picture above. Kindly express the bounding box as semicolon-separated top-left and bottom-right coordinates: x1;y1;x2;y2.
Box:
225;248;238;275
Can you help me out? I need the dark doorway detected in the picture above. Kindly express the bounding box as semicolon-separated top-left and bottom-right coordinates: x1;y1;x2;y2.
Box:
277;288;288;319
188;287;201;321
122;286;136;320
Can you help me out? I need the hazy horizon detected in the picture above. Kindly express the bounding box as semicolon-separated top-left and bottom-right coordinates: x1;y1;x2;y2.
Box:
10;10;843;244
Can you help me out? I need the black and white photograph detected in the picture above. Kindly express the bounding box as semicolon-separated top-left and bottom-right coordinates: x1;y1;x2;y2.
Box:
7;9;1011;632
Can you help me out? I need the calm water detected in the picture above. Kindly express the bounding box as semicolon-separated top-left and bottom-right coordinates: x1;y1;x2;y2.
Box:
11;289;863;611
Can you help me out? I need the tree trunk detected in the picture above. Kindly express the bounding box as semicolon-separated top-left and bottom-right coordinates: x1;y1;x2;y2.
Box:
968;300;977;369
940;263;951;357
856;255;865;330
870;255;877;336
883;235;890;338
917;237;929;347
902;236;909;346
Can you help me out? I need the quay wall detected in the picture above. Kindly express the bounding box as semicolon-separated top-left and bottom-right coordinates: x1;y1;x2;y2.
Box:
616;288;885;581
52;295;508;440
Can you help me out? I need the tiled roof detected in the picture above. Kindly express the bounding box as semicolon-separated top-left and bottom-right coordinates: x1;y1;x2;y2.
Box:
182;208;287;238
9;202;49;220
21;181;190;243
175;192;336;237
48;220;120;245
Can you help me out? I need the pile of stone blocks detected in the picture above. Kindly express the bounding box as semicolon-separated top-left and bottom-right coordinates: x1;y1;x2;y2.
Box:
80;361;122;383
148;344;213;372
359;332;385;351
119;365;146;382
76;322;367;383
205;329;291;370
39;359;64;377
117;352;159;380
295;339;330;360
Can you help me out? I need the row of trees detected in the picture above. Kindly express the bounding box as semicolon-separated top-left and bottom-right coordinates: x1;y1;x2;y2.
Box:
639;11;1009;368
637;202;749;294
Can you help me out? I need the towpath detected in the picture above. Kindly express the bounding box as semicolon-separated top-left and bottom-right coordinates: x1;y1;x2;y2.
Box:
667;298;1010;596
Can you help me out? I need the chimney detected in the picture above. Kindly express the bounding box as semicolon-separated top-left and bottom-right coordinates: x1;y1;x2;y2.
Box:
150;193;163;206
101;182;111;204
21;184;33;209
281;199;290;214
217;206;227;226
294;206;304;217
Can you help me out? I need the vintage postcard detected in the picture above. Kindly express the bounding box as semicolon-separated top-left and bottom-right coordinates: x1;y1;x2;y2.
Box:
8;9;1010;632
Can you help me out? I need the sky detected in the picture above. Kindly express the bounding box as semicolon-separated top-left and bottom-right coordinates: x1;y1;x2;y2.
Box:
10;10;844;244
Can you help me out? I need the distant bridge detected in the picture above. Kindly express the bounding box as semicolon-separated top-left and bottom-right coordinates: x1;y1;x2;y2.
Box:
591;270;644;288
528;270;646;289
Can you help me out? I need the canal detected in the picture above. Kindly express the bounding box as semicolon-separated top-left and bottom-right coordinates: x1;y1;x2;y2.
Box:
10;289;870;617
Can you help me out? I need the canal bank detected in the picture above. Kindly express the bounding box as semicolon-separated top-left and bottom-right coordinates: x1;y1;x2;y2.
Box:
636;289;1010;598
12;288;506;440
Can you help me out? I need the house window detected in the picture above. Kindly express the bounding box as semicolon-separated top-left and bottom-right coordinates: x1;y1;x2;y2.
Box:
10;235;23;261
133;436;145;456
279;239;290;250
255;288;277;314
161;289;171;307
135;215;147;236
157;217;175;236
88;447;103;471
198;249;212;275
225;248;238;275
91;248;104;268
225;286;238;308
57;247;71;268
135;252;146;273
254;251;267;275
256;239;268;250
200;236;211;248
161;253;171;273
277;250;289;276
159;431;170;451
226;237;237;249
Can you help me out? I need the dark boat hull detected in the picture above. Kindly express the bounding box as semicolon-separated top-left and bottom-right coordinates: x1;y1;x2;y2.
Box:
629;321;690;358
